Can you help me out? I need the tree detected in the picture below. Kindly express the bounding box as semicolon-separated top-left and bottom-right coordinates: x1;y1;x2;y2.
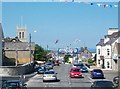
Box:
88;59;93;64
64;54;72;63
34;44;48;61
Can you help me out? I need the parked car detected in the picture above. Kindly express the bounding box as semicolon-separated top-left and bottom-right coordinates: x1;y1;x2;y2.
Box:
45;63;54;69
54;60;60;66
79;66;88;72
37;68;46;74
113;76;119;85
43;70;57;82
1;80;27;89
70;67;82;78
91;69;104;79
91;80;116;89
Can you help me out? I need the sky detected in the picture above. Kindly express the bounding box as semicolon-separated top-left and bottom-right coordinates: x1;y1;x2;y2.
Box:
1;1;118;50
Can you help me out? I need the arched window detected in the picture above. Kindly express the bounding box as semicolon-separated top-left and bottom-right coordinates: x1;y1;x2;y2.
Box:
19;32;21;38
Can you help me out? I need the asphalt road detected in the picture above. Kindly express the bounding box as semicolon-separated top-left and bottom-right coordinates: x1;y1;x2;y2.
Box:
26;64;118;88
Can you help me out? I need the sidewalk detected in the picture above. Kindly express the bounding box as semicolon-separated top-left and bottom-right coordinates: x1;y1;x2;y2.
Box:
87;66;118;72
0;72;37;78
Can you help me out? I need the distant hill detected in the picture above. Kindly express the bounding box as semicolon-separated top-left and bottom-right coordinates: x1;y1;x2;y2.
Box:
88;48;96;53
50;48;96;53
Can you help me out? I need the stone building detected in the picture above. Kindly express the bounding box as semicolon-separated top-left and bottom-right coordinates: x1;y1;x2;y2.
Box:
2;24;35;66
79;47;92;60
96;28;120;70
3;42;35;65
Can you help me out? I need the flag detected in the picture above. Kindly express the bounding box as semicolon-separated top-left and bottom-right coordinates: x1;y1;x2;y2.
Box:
110;5;112;8
104;4;106;8
97;3;101;7
114;5;118;7
72;0;74;2
90;3;93;5
55;40;59;44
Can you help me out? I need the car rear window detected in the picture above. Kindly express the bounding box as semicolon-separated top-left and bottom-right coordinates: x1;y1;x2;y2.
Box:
94;70;102;72
72;69;80;72
45;71;55;74
7;82;19;87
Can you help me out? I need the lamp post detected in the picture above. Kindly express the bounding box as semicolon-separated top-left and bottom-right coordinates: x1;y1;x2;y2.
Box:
29;33;32;64
15;50;18;66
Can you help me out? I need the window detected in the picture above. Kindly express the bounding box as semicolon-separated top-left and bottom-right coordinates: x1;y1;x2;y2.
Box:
107;62;110;68
98;49;100;54
98;60;100;64
22;32;24;38
107;49;110;56
19;32;21;38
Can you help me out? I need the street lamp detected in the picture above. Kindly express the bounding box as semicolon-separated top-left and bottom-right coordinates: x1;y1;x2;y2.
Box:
15;50;18;66
29;33;32;64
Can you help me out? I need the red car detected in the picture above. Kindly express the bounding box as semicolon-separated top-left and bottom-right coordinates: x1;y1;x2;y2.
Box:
54;60;60;66
70;68;82;78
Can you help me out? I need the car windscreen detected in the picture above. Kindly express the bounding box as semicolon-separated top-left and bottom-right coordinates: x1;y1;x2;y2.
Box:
74;64;84;66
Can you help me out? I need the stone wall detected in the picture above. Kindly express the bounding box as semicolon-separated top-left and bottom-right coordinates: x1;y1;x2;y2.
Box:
4;50;33;64
0;63;34;75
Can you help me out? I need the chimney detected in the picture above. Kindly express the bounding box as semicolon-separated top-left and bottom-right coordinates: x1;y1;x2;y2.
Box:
100;39;104;43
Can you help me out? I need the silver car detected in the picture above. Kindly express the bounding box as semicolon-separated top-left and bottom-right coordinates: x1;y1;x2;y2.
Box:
43;70;57;82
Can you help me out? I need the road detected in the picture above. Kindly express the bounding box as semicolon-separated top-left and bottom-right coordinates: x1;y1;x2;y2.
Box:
26;64;118;88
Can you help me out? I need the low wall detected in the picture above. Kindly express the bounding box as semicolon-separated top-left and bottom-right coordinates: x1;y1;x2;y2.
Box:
0;63;34;75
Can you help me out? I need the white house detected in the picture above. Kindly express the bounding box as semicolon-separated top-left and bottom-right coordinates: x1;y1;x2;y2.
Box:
96;28;120;70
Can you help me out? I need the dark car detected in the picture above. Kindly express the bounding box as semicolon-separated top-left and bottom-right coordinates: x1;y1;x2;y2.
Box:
91;80;116;89
2;80;27;89
37;68;46;74
73;63;84;68
113;76;119;84
45;63;54;69
79;66;88;72
91;69;104;79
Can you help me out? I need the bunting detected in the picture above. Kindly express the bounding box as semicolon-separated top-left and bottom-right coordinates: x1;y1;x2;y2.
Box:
90;3;117;8
58;0;118;8
88;2;118;8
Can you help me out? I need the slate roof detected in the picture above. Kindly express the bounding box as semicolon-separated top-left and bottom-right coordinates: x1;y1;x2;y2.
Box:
118;43;120;55
4;42;35;51
96;30;120;46
96;39;105;46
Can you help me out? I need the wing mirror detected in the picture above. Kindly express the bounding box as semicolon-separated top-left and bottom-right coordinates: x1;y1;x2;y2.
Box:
23;84;27;86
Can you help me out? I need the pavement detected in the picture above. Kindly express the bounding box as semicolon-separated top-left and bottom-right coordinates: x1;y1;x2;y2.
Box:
87;65;118;71
0;72;37;78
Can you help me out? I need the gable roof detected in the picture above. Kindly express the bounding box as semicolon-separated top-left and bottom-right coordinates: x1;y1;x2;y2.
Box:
96;30;120;46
